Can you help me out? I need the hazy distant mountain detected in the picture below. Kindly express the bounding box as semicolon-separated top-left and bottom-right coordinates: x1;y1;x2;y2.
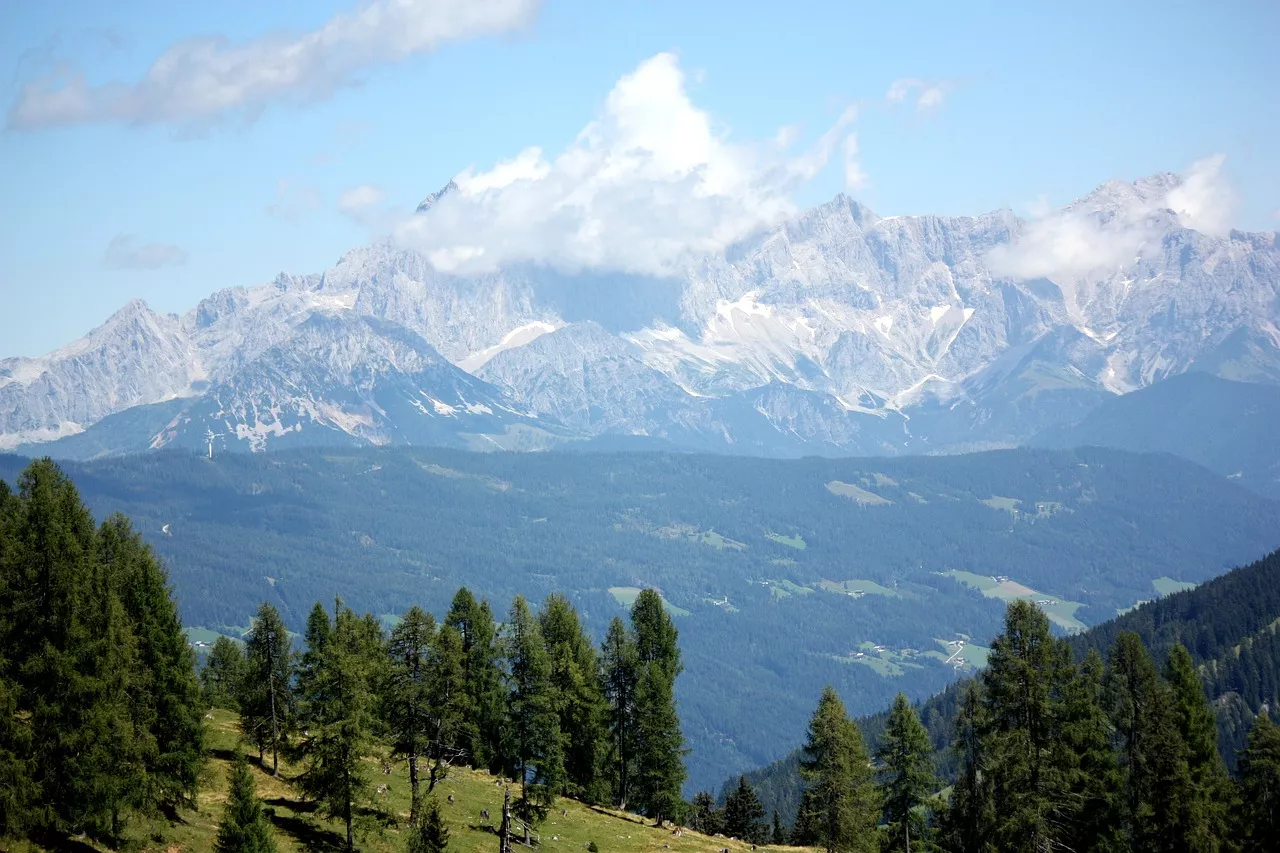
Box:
4;174;1278;457
1033;372;1280;499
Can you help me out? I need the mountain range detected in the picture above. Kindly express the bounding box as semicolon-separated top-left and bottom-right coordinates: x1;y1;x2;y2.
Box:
4;172;1279;459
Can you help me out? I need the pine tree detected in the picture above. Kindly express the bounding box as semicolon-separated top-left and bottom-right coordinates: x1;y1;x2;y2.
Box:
505;596;564;832
601;616;639;809
385;606;437;822
216;755;278;853
723;776;766;843
407;795;450;853
445;589;506;772
799;686;878;853
204;636;248;710
242;602;294;776
1237;711;1280;852
294;599;384;853
632;660;687;824
1164;643;1232;850
877;693;936;852
937;682;992;853
688;791;723;836
539;594;607;802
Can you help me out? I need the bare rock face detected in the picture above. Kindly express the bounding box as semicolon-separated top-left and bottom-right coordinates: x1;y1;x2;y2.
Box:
5;173;1278;456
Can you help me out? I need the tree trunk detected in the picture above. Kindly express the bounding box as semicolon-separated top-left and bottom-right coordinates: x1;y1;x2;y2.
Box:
409;752;421;822
269;662;280;777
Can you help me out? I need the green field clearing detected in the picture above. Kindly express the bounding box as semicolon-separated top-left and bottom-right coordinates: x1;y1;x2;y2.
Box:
943;570;1086;632
868;472;899;487
762;578;815;598
699;530;747;551
770;557;798;567
924;638;991;669
608;586;692;617
818;578;902;598
766;531;807;550
981;495;1021;513
1152;576;1198;596
826;480;893;505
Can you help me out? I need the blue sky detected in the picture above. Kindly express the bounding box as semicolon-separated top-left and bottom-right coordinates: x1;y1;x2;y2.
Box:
1;0;1277;357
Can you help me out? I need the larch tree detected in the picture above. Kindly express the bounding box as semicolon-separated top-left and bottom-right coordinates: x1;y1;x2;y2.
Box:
445;588;506;772
539;594;607;802
384;605;437;822
1164;643;1233;850
241;602;294;777
505;596;564;832
294;600;385;853
203;636;248;710
601;616;639;809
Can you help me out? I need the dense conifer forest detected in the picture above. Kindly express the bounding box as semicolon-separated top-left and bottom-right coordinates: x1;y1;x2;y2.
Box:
4;445;1280;791
4;457;1280;852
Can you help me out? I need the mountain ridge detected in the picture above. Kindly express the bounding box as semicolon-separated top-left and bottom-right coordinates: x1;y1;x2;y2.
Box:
5;173;1279;457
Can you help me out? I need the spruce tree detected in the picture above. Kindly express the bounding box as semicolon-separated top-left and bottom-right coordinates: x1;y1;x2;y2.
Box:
294;600;384;853
979;601;1070;851
601;616;639;809
0;652;36;839
1164;643;1232;850
937;682;992;853
407;795;450;853
385;605;437;821
242;602;294;776
1106;630;1195;851
203;636;248;710
876;693;936;852
216;755;278;853
723;776;766;843
799;686;878;853
539;594;607;801
1237;711;1280;852
505;596;564;832
1056;648;1121;852
772;808;785;846
688;791;723;836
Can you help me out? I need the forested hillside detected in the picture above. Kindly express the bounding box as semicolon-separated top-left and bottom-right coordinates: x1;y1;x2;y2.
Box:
4;446;1279;791
738;545;1280;829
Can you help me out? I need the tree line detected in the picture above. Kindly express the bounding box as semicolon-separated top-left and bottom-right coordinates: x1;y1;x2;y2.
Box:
202;586;687;851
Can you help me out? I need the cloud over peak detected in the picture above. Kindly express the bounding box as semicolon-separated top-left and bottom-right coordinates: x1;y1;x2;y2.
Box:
8;0;542;130
986;155;1237;282
396;52;858;276
102;235;189;270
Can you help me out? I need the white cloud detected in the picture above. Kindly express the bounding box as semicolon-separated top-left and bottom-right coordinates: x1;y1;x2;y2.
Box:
987;155;1237;281
395;53;857;275
842;133;867;192
103;234;188;270
885;77;953;112
7;0;541;129
339;184;386;215
1166;154;1233;237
